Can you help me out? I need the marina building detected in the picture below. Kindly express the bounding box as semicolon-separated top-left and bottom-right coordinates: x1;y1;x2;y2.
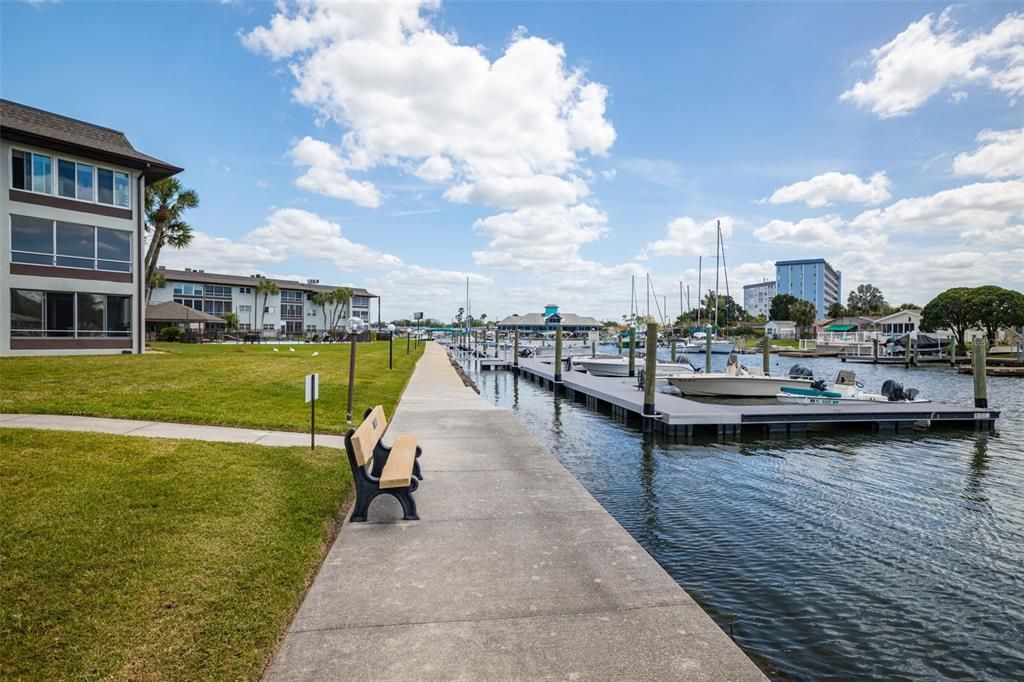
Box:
775;258;841;319
148;268;375;336
1;100;182;356
496;304;602;333
742;280;776;318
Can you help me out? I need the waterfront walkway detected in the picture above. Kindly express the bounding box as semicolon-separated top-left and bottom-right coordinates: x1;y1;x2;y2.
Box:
266;343;764;680
0;413;346;448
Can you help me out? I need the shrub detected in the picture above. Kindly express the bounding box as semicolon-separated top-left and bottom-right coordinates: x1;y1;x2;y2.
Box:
159;326;184;342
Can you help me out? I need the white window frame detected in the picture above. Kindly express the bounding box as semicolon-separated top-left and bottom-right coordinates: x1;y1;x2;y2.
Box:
10;148;132;210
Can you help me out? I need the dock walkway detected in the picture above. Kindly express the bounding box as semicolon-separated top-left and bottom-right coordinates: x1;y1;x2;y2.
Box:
266;342;764;680
514;357;999;437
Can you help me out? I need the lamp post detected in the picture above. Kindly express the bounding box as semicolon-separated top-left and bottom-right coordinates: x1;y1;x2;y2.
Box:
344;317;367;423
387;323;396;370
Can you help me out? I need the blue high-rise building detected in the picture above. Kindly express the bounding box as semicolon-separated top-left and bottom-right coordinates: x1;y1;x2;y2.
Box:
774;258;841;320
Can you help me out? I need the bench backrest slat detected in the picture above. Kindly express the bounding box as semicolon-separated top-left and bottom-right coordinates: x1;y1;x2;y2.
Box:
351;405;388;467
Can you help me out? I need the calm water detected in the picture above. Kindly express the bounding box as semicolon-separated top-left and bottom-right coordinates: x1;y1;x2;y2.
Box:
460;350;1024;680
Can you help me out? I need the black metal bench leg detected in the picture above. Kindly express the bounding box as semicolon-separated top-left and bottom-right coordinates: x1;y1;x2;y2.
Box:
350;486;377;523
393;489;419;521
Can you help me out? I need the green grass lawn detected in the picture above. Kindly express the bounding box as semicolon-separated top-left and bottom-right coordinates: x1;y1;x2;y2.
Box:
0;340;424;433
0;428;352;680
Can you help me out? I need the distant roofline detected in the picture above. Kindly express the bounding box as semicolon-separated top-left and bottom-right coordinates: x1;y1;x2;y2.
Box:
775;258;831;266
156;267;375;297
742;280;776;289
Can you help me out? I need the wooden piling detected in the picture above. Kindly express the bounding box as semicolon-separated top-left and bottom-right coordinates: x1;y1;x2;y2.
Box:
904;334;911;369
618;333;623;357
628;327;636;377
643;323;658;421
514;329;520;368
592;340;597;358
872;337;879;364
554;326;563;384
948;337;956;368
974;338;988;408
671;338;677;363
705;330;712;373
762;333;770;374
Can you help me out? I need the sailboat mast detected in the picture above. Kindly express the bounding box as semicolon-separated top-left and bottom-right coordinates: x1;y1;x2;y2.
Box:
679;281;683;321
646;274;650;319
696;256;702;327
713;220;721;332
630;275;635;322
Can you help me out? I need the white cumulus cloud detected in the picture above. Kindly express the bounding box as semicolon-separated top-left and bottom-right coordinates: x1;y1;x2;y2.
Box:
290;136;382;207
768;171;891;207
850;180;1024;233
953;128;1024;179
643;216;736;257
840;9;1024;118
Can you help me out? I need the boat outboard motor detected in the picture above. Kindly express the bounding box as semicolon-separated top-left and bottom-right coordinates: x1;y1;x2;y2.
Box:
881;379;908;401
810;378;828;392
905;388;920;401
788;364;813;379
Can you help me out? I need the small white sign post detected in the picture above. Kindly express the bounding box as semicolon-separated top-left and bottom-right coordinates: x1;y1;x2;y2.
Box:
305;373;319;449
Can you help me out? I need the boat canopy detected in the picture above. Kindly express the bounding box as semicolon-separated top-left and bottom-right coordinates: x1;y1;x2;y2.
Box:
824;324;857;332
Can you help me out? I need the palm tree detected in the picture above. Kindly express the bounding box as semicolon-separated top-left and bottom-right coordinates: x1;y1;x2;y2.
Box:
827;301;845;320
222;312;239;333
790;300;817;339
148;271;167;303
256;279;279;338
144;178;199;302
312;292;329;333
329;287;354;332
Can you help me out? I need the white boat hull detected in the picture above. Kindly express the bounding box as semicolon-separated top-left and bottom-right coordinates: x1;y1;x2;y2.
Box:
677;340;736;354
776;392;930;405
667;374;813;398
575;357;696;378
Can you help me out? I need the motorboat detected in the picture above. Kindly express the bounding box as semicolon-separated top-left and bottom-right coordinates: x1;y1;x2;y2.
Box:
777;370;929;404
575;356;697;378
665;355;814;398
676;333;736;355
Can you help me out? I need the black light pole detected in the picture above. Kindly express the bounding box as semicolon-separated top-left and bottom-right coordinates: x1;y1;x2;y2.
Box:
345;318;362;423
387;323;395;370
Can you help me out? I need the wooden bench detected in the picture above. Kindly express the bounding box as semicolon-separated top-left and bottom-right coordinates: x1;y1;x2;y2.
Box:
344;405;423;522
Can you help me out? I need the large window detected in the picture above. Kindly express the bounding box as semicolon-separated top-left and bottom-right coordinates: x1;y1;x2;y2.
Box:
57;159;95;201
11;290;132;338
11;149;129;208
280;290;303;303
204;285;232;298
353;295;370;307
281;303;303;319
172;283;203;296
10;215;132;272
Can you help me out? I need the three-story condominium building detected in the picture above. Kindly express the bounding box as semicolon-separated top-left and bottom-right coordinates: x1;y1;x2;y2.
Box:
1;100;183;356
742;280;776;319
148;268;376;336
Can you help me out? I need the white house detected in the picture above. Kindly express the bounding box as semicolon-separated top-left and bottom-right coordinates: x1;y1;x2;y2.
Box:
765;320;797;339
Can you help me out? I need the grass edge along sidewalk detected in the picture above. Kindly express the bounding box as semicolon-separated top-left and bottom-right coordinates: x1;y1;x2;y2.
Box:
0;340;424;434
0;428;354;680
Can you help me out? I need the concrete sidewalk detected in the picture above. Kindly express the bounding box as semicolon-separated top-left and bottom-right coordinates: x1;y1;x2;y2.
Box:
266;343;764;680
0;413;345;449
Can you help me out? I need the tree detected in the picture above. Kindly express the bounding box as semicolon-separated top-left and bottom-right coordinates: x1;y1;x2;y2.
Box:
700;291;745;325
896;302;919;311
971;286;1024;344
769;293;799;321
455;307;465;326
144;178;199;302
147;271;167;303
312;292;329;332
329;287;354;331
256;279;279;337
847;283;887;315
790;300;817;339
921;287;977;353
221;312;239;332
827;301;846;319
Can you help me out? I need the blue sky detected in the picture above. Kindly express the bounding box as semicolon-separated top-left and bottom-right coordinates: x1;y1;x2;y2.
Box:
3;0;1021;322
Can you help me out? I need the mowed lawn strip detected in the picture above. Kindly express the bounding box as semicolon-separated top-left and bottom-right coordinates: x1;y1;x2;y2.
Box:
0;428;352;680
0;340;424;433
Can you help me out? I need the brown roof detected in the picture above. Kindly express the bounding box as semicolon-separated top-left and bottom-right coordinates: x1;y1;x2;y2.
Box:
0;99;183;181
146;301;224;323
156;268;375;298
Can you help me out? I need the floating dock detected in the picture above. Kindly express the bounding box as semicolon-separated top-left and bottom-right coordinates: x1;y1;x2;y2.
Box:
512;357;999;438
